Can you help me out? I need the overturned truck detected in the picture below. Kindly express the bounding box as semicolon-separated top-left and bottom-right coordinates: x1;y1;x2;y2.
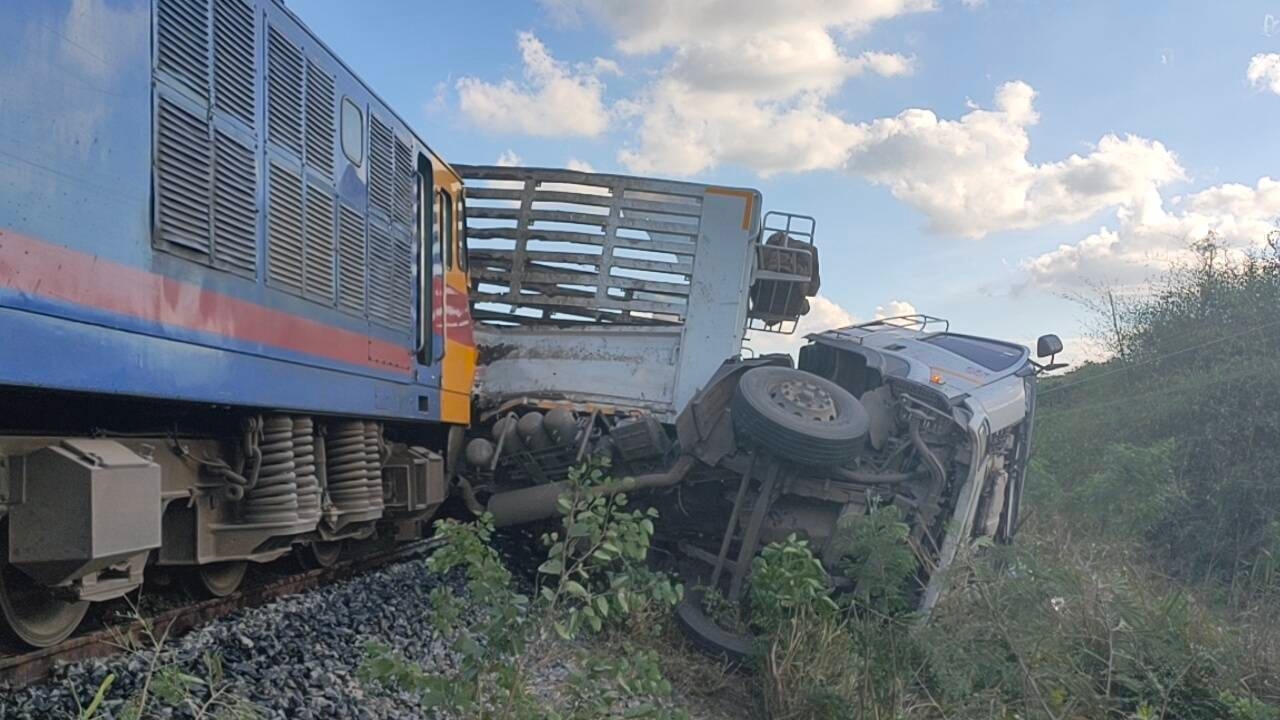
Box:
452;165;1062;650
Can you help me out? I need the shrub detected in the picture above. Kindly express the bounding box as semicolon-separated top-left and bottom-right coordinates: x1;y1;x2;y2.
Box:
749;534;836;633
1036;237;1280;593
920;530;1280;719
363;458;686;719
830;503;918;615
750;533;924;720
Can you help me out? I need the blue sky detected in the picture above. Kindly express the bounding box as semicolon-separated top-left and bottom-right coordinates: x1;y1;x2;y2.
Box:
291;0;1280;363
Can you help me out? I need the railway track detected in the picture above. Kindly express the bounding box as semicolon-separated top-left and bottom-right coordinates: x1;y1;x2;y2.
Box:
0;538;441;690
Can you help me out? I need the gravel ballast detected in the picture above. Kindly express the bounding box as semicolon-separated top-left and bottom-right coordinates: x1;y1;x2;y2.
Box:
1;559;455;719
0;527;750;720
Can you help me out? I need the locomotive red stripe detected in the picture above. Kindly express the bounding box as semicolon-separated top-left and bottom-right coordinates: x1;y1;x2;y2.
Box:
0;230;416;373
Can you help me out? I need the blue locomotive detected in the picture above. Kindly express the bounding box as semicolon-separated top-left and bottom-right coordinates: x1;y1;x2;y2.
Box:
0;0;477;646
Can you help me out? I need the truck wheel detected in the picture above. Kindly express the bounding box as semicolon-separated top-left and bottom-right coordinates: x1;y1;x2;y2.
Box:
731;367;868;467
675;587;753;666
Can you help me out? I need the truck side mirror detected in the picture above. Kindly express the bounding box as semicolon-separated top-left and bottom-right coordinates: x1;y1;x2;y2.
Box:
1036;334;1063;358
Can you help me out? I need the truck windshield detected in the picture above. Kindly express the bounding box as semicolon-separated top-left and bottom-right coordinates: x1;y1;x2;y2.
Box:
923;334;1024;371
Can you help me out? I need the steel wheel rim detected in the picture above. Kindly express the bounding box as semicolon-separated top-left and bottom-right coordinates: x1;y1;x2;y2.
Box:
195;561;249;598
0;525;88;648
770;378;838;422
308;541;343;569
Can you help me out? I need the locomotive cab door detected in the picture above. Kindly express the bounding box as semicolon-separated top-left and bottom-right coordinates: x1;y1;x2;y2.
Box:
416;154;475;425
416;155;442;369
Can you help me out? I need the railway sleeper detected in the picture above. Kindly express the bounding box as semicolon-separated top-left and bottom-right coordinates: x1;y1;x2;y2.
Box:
0;416;446;648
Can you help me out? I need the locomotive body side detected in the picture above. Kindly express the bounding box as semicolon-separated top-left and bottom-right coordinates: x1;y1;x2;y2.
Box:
0;0;476;422
0;0;475;647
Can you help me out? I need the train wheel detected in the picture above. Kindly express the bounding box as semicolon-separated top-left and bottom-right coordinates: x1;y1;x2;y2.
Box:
297;540;343;570
0;524;89;648
186;561;249;599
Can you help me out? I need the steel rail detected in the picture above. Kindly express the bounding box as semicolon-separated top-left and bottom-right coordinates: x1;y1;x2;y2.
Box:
0;538;441;690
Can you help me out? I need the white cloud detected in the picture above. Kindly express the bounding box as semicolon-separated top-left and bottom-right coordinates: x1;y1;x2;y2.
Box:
844;83;1186;237
618;80;867;176
1022;177;1280;290
566;157;596;172
495;149;524;166
853;50;916;78
621;80;1184;241
457;32;611;137
668;29;914;101
874;300;918;318
1247;53;1280;94
549;0;935;54
746;295;858;359
542;0;928;176
507;4;1184;245
588;57;623;76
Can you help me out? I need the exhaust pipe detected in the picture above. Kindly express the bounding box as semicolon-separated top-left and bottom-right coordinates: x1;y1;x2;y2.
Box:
485;456;695;526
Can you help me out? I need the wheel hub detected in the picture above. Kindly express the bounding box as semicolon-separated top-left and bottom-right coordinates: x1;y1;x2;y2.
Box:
770;378;838;422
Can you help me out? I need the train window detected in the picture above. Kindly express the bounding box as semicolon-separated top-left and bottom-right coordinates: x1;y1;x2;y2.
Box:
458;195;469;271
340;98;363;165
440;189;455;269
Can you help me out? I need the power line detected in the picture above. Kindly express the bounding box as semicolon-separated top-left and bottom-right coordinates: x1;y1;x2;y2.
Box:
1038;316;1280;397
1037;360;1275;422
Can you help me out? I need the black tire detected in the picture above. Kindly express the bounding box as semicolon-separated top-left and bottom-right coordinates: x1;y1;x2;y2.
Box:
675;588;754;667
731;366;868;467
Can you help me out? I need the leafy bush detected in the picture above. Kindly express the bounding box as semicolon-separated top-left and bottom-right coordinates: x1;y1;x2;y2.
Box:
750;532;923;720
537;460;681;640
830;503;918;614
749;534;836;633
363;458;687;719
1054;440;1182;540
1037;237;1280;594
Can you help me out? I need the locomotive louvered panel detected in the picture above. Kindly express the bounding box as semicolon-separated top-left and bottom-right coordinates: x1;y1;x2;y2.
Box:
393;136;413;227
368;114;395;217
337;203;367;314
267;26;304;157
157;0;211;99
213;0;255;128
390;225;413;325
212;129;257;274
304;60;336;180
366;221;395;325
267;160;305;293
304;181;336;300
365;223;412;329
156;97;212;254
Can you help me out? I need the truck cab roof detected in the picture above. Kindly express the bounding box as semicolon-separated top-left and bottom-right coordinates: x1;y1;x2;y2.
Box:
808;314;1031;398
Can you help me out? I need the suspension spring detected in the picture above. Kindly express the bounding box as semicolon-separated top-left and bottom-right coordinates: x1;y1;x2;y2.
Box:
293;416;321;522
364;421;385;512
326;421;371;513
243;415;299;525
